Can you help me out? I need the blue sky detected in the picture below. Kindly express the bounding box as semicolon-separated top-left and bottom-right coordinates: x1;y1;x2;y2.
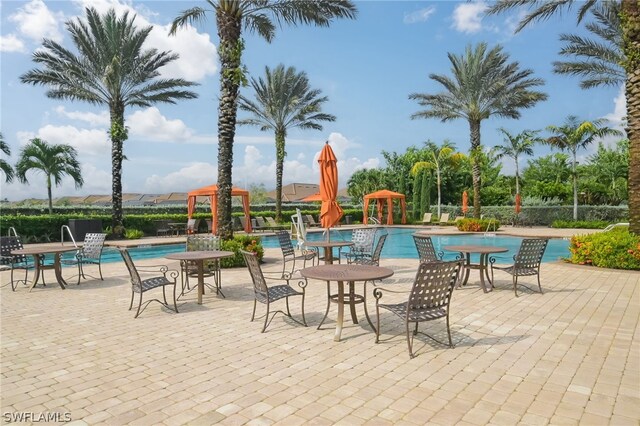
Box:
0;0;624;202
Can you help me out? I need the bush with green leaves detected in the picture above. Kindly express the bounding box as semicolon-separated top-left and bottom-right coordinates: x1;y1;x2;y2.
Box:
551;220;610;229
219;235;264;268
124;229;144;239
568;229;640;270
456;218;501;232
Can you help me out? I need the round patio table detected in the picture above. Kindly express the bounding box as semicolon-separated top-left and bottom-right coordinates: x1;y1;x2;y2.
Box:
301;264;394;342
165;251;233;304
443;245;509;293
12;245;80;291
304;241;353;264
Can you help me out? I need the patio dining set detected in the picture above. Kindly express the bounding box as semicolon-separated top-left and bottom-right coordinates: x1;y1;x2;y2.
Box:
0;227;548;358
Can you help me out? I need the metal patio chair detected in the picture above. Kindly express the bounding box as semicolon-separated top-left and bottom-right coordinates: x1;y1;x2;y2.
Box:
241;250;307;332
374;260;462;358
119;248;179;318
181;234;222;297
275;230;317;278
413;235;444;263
351;233;387;266
344;227;377;264
0;236;41;291
490;238;549;297
61;232;107;285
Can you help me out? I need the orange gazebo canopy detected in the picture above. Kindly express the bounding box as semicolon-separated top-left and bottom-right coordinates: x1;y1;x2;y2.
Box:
363;189;407;225
187;184;251;234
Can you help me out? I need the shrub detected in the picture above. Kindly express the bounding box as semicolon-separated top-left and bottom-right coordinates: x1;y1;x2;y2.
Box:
568;229;640;270
124;229;144;239
456;218;501;232
551;220;610;229
220;235;264;268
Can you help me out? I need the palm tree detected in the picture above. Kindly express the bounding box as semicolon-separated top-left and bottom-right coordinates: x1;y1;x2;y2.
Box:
170;1;357;239
487;0;640;234
238;64;335;222
409;43;547;218
553;1;624;89
494;128;542;195
0;132;14;183
21;7;198;237
411;141;465;219
15;138;83;214
545;115;622;220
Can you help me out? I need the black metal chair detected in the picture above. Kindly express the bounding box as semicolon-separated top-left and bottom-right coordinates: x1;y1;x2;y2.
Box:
344;228;377;264
0;236;40;291
154;220;172;237
241;250;307;332
181;235;223;297
119;248;179;318
413;235;443;263
61;233;106;285
374;260;462;358
275;230;317;278
490;238;549;296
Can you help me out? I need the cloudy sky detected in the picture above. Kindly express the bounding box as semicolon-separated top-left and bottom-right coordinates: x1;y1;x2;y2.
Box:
0;0;623;201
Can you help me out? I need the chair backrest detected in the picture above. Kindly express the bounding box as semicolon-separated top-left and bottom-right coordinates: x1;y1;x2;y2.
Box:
454;216;464;222
0;236;27;264
413;235;441;262
187;218;201;233
351;228;377;255
82;233;106;260
439;213;450;223
266;217;279;227
408;260;462;314
255;217;267;228
205;219;213;232
275;230;295;257
514;238;548;272
305;214;316;225
241;250;268;297
360;233;387;265
239;217;248;231
422;213;432;223
155;220;171;231
119;248;142;291
186;234;220;252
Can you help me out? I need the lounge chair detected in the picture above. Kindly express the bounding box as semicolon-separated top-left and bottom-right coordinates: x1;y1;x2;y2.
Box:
454;216;464;223
438;213;450;225
154;220;172;237
489;238;548;297
422;213;432;225
186;218;201;234
265;217;287;230
374;260;463;358
305;214;321;227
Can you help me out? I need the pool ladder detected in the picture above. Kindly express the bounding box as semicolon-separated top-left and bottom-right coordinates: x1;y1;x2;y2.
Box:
60;225;79;248
7;227;18;237
484;219;497;237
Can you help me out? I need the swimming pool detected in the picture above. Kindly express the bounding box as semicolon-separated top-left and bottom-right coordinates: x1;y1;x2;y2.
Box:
85;227;569;265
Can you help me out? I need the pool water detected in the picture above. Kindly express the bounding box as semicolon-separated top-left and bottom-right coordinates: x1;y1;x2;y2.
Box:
69;227;568;265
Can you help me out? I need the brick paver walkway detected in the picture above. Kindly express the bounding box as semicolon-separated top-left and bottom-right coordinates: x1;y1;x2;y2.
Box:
1;248;638;425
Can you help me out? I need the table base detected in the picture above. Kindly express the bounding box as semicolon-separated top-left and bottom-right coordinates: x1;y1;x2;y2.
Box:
318;280;375;341
29;254;68;291
458;253;493;293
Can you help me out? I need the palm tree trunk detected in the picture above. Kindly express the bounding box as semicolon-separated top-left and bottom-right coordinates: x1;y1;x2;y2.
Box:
436;168;442;218
47;174;53;214
216;12;242;240
109;104;125;238
622;0;640;234
275;131;285;222
515;157;520;195
469;119;482;218
572;154;578;220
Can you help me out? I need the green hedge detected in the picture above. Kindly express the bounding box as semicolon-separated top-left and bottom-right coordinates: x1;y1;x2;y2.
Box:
567;229;640;270
551;220;610;229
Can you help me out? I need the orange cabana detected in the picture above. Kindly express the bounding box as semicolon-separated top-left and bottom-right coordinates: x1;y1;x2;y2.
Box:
363;190;407;225
187;184;252;234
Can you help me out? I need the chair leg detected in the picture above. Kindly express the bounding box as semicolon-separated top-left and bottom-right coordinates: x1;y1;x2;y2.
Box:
98;262;104;281
172;283;179;313
513;275;519;297
446;314;453;348
10;269;16;291
375;303;381;343
537;270;543;294
406;320;414;358
162;286;168;306
262;302;270;333
285;297;292;317
318;282;332;330
251;299;257;322
134;293;143;318
76;263;82;285
129;291;134;310
300;293;307;327
414;322;419;336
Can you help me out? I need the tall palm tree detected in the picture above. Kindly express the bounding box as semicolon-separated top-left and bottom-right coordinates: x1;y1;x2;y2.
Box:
170;1;357;239
238;64;335;222
411;141;465;219
409;43;547;218
553;1;624;89
487;0;640;234
545;115;622;220
0;132;14;183
15;138;83;214
21;7;198;237
494;128;542;194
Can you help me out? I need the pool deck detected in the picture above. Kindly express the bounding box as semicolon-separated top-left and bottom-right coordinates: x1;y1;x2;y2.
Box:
2;225;638;425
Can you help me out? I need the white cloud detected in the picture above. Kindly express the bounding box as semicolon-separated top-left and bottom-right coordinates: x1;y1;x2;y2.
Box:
17;125;110;156
127;107;193;141
144;162;217;193
451;1;487;34
9;0;64;43
404;6;436;24
55;106;110;127
0;34;26;52
73;0;217;81
603;87;627;129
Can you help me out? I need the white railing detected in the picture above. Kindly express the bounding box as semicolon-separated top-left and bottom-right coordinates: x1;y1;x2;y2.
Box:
60;225;79;247
7;227;18;237
291;208;308;251
484;219;497;237
602;222;629;232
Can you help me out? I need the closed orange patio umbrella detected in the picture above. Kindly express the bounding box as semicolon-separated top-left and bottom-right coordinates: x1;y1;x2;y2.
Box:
462;191;469;215
318;142;343;238
515;193;522;214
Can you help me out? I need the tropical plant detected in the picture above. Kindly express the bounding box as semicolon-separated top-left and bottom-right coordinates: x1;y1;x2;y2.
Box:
15;138;83;214
170;0;357;239
494;128;541;195
545;115;622;220
0;132;14;183
347;168;386;206
486;0;639;235
238;64;335;221
409;43;547;218
21;7;198;238
587;139;629;202
410;140;465;218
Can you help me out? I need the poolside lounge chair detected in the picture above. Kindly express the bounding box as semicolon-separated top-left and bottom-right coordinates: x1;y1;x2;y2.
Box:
305;214;321;227
154;220;172;237
489;238;548;297
241;250;307;332
205;219;213;233
265;217;287;230
374;260;463;358
454;216;464;223
252;217;268;232
0;236;40;291
422;213;432;225
438;213;450;225
186;218;201;234
61;233;106;285
119;248;179;318
275;230;317;278
413;235;443;263
344;228;377;264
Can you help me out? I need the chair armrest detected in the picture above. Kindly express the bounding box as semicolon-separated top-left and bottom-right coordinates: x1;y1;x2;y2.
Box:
137;265;179;280
373;286;410;302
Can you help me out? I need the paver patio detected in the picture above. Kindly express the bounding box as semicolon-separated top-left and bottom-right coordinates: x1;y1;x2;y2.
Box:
1;234;638;425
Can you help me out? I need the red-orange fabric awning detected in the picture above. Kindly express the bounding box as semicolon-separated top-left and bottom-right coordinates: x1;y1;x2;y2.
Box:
462;191;469;215
318;142;344;229
186;184;252;234
362;189;407;225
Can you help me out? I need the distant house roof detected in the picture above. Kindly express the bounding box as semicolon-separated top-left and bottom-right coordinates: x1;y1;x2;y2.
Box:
265;183;320;202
